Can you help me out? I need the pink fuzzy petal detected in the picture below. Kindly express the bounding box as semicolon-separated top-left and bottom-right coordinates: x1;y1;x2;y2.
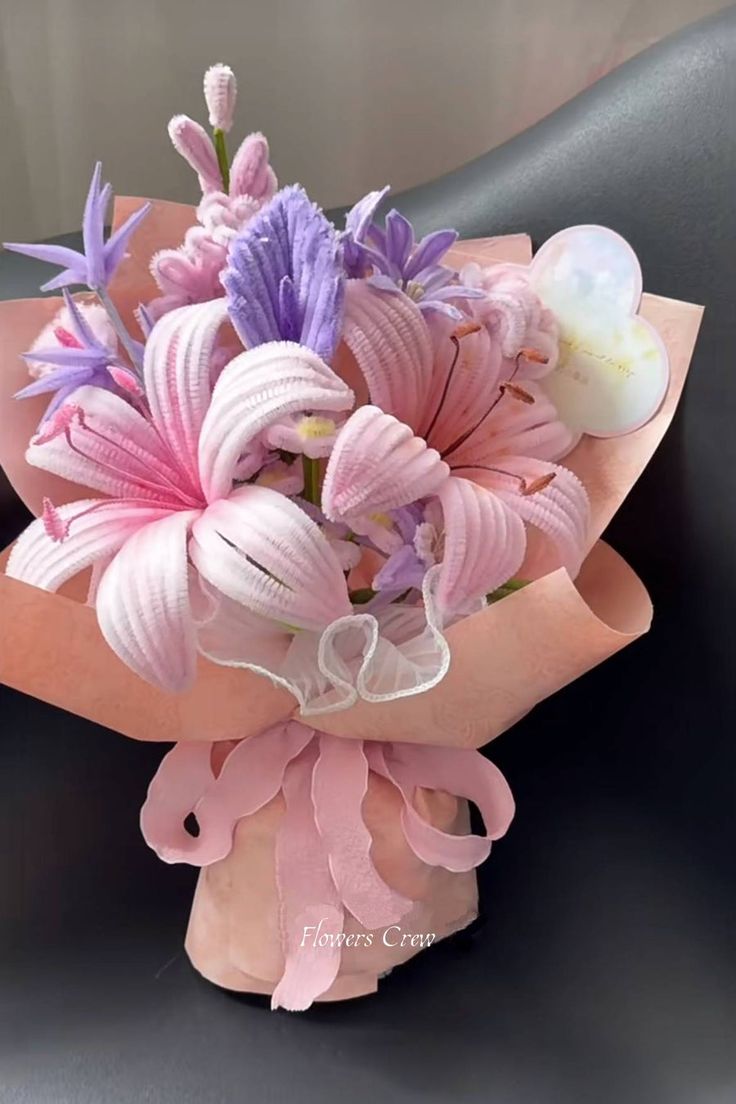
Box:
6;499;174;591
342;280;433;430
420;314;503;454
435;476;526;611
168;115;221;192
229;132;277;201
203;64;237;133
190;486;352;631
198;341;353;502
475;458;590;578
25;385;186;503
143;299;230;493
95;509;201;692
311;734;412;928
322;405;449;523
449;380;576;470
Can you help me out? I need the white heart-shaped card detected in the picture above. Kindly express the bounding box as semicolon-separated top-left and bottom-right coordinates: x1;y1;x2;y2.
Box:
530;225;669;437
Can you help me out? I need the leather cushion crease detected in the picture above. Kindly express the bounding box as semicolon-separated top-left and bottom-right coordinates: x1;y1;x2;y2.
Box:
1;9;734;1103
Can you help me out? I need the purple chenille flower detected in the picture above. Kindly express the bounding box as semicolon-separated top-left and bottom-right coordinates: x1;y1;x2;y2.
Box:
15;289;132;423
341;188;484;320
4;163;151;293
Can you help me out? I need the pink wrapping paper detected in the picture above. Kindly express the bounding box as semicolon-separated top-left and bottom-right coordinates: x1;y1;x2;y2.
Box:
0;223;702;1004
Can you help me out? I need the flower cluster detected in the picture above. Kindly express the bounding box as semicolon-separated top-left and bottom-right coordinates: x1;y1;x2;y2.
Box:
5;64;589;714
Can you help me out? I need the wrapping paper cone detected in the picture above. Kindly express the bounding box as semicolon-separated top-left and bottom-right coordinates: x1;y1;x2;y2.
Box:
185;777;477;1003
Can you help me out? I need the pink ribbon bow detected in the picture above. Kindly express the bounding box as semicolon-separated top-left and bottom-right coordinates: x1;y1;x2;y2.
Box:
140;720;514;1010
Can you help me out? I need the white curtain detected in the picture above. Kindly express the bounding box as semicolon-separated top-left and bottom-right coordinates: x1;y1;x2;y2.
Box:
0;0;723;241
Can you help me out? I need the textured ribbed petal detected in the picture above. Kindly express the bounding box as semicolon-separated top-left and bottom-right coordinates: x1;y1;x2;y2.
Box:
25;385;188;503
341;279;433;429
190;486;352;631
321;405;449;523
198;340;353;502
435;476;526;612
6;499;173;591
143;299;230;492
475;458;590;578
95;509;201;691
447;381;576;470
168;115;221;192
421;314;503;454
229;132;277;201
223;185;343;361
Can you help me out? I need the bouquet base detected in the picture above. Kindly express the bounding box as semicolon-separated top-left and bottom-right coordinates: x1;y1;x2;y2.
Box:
183;783;480;1006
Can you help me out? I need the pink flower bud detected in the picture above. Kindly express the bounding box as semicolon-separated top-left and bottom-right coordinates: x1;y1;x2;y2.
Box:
230;132;278;202
41;498;68;543
167;115;220;192
203;64;237;132
108;365;144;397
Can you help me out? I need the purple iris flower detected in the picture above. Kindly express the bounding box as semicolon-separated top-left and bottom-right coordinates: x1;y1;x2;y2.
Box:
341;188;483;321
373;504;433;595
3;163;151;293
15;289;125;423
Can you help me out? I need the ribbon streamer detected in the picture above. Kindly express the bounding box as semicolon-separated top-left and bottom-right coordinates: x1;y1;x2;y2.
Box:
140;720;515;1009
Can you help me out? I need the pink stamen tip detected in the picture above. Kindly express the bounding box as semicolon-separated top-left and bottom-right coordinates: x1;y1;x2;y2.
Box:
53;325;83;349
41;498;68;542
33;402;83;445
108;365;144;397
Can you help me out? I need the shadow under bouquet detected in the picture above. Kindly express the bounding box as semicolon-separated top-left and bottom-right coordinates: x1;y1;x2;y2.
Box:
0;65;701;1010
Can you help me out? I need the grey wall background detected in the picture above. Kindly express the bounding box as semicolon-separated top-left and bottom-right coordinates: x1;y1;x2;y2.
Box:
0;0;729;242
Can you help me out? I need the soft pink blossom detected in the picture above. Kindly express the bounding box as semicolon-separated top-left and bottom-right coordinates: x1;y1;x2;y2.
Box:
7;301;355;692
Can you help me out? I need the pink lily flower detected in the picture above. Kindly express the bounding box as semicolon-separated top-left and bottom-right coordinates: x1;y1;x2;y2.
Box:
7;300;355;693
321;279;590;613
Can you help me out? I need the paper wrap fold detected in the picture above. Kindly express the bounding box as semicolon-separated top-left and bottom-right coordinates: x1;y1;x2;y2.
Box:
0;222;702;1006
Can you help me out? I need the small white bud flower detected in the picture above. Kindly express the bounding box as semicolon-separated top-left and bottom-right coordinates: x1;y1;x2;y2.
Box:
203;64;237;132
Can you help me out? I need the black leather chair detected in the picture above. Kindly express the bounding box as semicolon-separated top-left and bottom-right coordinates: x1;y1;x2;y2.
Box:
2;9;735;1102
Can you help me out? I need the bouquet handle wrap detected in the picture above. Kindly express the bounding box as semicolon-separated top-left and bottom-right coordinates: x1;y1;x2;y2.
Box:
141;725;513;1008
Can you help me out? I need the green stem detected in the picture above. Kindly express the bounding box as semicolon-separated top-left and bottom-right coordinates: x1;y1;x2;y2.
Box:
302;455;321;506
213;128;230;192
486;577;530;604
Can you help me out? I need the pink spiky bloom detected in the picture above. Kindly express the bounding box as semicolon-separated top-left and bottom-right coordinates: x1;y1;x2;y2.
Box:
41;497;69;542
8;301;356;693
203;63;237;132
321;279;590;613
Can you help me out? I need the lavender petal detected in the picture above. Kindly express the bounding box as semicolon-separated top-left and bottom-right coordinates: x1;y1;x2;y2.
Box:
224;184;345;361
103;201;152;281
384;210;414;271
404;229;458;281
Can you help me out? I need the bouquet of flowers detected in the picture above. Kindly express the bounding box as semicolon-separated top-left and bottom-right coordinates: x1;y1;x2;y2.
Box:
0;65;701;1010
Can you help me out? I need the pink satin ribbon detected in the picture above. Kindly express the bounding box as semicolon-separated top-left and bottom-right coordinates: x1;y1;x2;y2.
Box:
140;721;515;1010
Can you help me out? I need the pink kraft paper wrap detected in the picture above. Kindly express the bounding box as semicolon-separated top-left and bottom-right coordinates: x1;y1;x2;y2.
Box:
0;220;702;1005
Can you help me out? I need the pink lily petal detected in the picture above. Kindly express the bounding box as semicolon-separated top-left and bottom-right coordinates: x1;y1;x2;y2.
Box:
419;314;503;454
95;509;201;692
272;744;343;1011
448;380;577;470
341;279;433;430
25;385;188;504
311;734;412;928
475;458;590;578
198;340;354;502
321;405;450;523
143;299;230;492
435;476;527;612
190;486;352;631
6;499;174;591
229;132;278;202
